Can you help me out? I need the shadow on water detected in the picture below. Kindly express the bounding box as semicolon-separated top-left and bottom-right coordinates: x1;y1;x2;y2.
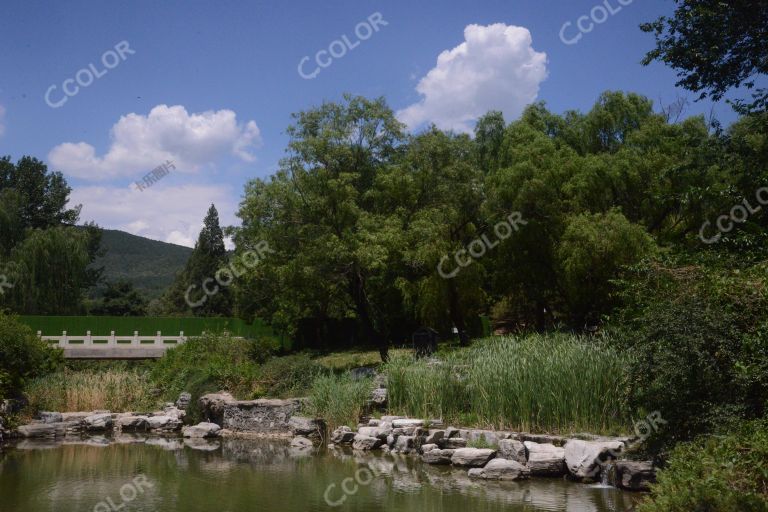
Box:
0;437;641;512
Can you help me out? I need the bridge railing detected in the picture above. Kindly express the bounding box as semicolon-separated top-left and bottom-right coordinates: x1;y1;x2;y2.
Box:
39;330;188;349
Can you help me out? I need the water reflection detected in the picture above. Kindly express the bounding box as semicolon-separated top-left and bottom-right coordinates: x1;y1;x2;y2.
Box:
0;438;640;512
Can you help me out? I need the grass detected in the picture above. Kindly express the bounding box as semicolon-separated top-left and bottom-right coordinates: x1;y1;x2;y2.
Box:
386;333;635;435
25;368;161;413
314;348;408;371
305;373;374;431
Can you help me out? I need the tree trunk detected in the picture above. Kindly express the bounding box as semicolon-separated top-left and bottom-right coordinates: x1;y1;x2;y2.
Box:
348;268;389;362
447;281;470;346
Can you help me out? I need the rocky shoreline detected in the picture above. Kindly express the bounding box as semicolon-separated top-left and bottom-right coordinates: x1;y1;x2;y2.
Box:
1;392;655;492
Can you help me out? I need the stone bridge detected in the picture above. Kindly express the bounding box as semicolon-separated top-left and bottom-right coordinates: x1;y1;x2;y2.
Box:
39;331;188;359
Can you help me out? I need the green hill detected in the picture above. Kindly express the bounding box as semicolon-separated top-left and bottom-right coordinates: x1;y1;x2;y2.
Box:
91;229;192;299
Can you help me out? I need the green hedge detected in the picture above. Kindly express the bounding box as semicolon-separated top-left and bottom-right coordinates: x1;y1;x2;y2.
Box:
17;315;279;339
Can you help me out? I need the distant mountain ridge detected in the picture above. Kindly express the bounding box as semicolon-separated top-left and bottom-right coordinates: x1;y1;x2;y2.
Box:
91;229;192;298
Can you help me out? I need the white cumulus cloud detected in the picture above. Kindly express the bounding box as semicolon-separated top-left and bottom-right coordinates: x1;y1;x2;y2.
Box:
397;23;548;133
69;183;239;248
49;105;261;180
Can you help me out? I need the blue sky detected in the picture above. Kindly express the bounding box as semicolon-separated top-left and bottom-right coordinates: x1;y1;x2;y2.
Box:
0;0;748;247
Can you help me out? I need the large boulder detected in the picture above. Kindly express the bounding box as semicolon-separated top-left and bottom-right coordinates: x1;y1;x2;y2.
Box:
146;415;182;433
442;437;467;449
422;448;455;465
393;435;416;453
468;458;530;480
84;413;113;431
357;426;391;440
524;441;567;476
451;448;496;467
392;419;424;429
182;422;221;438
199;393;302;435
176;392;192;410
16;423;67;438
564;439;624;480
116;415;150;432
352;434;383;451
498;439;527;464
616;461;656;491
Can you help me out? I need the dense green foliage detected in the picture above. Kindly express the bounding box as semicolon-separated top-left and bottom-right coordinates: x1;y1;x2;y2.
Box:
0;312;61;399
615;259;768;453
90;280;148;316
0;156;102;314
159;204;233;316
92;229;191;300
386;334;633;434
638;420;768;512
641;0;768;113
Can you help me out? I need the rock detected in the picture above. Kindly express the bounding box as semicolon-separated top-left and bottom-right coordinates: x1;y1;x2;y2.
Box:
146;415;182;432
352;434;383;451
616;461;656;491
393;435;416;453
290;436;314;449
370;388;387;407
330;426;356;445
162;405;186;421
116;415;149;432
422;448;455;465
367;418;380;427
358;426;391;440
289;416;326;439
451;448;496;467
380;415;405;423
199;393;303;435
425;430;444;445
519;433;568;447
182;422;222;438
84;413;113;431
465;429;508;448
392;419;424;428
498;439;527;464
176;392;192;410
443;437;467;449
16;423;67;438
445;427;460;438
524;441;567;476
468;458;530;480
564;439;625;480
421;443;438;453
38;412;63;424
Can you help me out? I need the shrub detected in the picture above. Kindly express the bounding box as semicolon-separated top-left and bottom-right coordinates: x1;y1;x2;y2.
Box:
0;311;61;399
638;420;768;512
254;354;322;397
306;373;373;430
615;260;768;453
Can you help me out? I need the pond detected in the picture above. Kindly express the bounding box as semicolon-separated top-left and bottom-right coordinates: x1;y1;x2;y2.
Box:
0;437;640;512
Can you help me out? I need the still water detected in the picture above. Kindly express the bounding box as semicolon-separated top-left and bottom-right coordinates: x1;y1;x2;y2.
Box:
0;437;640;512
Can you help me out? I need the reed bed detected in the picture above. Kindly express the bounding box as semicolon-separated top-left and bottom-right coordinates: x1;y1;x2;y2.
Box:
25;368;161;413
305;373;374;431
385;333;634;434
